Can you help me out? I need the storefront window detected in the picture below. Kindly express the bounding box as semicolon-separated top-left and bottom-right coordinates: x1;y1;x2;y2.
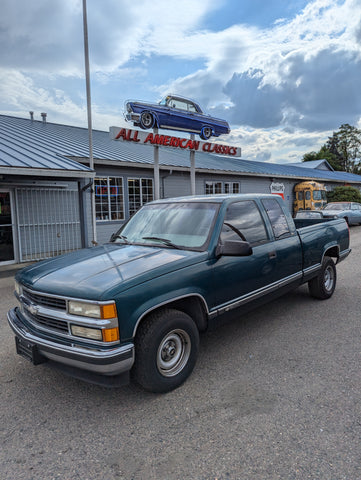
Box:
95;177;124;221
128;178;154;216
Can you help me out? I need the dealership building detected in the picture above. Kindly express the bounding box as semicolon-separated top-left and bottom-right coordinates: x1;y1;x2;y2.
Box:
1;113;361;266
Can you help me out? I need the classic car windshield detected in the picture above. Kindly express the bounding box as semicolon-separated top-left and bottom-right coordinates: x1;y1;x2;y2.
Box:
114;202;219;249
324;203;350;210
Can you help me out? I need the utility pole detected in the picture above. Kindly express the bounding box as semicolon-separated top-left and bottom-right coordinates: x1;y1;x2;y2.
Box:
82;0;97;245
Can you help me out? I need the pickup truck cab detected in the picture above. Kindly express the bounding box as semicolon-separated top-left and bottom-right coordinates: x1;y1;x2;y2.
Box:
8;194;351;393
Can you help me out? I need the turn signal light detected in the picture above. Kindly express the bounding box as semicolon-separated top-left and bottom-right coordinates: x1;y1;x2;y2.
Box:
102;327;120;342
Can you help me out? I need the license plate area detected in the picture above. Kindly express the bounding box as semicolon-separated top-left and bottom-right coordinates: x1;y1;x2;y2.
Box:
15;337;47;365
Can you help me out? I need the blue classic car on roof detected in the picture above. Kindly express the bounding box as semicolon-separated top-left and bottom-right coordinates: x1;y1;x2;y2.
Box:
124;94;230;140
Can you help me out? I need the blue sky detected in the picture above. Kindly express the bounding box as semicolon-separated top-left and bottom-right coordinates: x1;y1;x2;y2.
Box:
0;0;360;164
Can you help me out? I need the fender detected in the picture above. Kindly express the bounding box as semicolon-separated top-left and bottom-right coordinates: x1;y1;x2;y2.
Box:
131;291;210;338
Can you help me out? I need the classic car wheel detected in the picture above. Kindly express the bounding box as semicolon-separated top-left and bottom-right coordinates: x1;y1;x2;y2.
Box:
308;256;336;300
132;309;199;393
140;111;155;129
200;126;213;140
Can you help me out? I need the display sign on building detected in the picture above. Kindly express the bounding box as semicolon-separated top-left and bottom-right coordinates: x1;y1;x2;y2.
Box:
109;127;242;157
270;182;285;200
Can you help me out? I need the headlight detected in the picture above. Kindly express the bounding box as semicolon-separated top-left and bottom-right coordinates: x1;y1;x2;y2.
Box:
68;300;117;319
71;325;103;341
70;325;119;342
126;102;132;113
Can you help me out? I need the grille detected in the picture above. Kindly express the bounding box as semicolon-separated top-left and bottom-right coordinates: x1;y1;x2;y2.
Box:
25;309;69;334
23;289;66;310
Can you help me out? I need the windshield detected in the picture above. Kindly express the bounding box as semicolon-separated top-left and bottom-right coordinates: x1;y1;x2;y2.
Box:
113;202;219;250
324;203;350;211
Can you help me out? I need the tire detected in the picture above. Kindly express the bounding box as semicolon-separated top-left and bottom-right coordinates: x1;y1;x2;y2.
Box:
140;111;155;129
308;256;336;300
200;126;212;140
132;309;199;393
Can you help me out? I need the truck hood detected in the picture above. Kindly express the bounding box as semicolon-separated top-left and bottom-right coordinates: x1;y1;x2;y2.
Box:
17;244;208;300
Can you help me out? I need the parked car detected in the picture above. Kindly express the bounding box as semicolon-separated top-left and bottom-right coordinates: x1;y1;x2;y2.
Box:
124;94;230;140
295;210;325;219
322;202;361;225
8;194;351;393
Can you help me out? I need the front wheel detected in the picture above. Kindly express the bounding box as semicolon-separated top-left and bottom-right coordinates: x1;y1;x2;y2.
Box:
140;111;155;129
132;309;199;393
308;256;336;300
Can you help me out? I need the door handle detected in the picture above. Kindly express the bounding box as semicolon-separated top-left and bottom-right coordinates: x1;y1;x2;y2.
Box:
269;251;277;259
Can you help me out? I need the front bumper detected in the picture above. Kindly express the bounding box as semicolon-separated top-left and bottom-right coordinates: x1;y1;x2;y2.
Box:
7;307;134;379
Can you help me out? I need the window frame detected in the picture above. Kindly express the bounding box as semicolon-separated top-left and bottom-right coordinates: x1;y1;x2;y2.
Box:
205;181;241;195
94;176;124;222
127;177;154;217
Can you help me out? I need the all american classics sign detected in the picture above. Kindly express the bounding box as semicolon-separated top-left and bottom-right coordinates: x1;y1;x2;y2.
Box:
109;127;242;157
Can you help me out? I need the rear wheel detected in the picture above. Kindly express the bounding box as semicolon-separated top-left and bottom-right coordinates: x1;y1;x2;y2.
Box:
200;126;212;140
308;256;336;299
132;309;199;393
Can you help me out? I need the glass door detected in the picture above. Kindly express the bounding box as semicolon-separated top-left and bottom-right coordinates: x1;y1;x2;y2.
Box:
0;191;15;264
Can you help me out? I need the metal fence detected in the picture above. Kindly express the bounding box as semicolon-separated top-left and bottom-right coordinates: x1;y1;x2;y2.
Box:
15;188;82;262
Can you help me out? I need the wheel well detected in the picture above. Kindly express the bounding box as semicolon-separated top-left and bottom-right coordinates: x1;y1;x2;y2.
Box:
324;246;339;261
136;296;208;336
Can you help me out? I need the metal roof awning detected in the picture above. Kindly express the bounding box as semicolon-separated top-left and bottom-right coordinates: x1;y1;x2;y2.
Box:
0;115;94;178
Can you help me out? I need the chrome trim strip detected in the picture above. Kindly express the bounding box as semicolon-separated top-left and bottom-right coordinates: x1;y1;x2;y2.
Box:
303;263;321;275
211;271;303;316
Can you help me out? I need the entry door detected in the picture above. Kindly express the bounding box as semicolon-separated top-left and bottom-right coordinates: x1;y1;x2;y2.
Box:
0;191;15;264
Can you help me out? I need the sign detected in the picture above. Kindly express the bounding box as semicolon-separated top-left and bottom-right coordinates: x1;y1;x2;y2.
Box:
110;127;241;157
270;182;285;200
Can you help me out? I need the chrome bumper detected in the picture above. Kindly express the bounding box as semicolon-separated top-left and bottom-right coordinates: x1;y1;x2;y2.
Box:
7;308;134;376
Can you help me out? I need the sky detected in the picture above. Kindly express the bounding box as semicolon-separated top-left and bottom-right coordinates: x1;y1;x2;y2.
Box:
1;0;361;164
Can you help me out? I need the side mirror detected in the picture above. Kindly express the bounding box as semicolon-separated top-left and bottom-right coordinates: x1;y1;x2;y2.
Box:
216;240;253;257
110;233;116;242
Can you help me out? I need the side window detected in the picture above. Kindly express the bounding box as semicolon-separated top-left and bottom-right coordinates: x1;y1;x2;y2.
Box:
262;198;291;239
220;201;269;246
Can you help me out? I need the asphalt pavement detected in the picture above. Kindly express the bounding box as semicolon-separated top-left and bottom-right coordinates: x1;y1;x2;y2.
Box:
1;228;360;480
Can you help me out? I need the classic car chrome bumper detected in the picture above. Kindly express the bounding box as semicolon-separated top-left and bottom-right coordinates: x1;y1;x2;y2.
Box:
7;308;134;377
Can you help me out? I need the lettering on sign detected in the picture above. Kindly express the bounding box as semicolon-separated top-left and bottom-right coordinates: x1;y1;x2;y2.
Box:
270;182;285;200
109;127;241;157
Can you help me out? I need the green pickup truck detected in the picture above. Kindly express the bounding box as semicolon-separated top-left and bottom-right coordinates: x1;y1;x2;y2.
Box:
8;194;351;393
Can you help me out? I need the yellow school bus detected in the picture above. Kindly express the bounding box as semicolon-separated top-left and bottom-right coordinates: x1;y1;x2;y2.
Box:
293;181;327;214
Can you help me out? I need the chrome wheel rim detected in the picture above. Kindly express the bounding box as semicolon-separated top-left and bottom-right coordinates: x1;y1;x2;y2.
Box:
157;329;191;377
141;112;153;128
324;265;334;292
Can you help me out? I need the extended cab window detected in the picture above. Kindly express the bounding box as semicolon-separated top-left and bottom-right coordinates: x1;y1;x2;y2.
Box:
262;198;291;239
220;201;269;245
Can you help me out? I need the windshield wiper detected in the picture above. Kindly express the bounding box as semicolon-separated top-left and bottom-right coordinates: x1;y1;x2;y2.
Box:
111;234;130;244
142;236;181;249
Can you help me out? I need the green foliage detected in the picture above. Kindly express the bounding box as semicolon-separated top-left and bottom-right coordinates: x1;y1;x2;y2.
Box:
303;124;361;173
327;186;361;203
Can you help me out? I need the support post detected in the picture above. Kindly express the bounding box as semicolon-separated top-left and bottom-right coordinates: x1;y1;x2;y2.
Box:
190;134;196;195
153;128;160;200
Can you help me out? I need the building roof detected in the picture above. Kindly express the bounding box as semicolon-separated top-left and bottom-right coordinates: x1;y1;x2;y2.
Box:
289;159;334;171
0;115;94;177
1;114;361;185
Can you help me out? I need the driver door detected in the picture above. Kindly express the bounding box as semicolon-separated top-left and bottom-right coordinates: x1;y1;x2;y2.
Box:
211;200;278;310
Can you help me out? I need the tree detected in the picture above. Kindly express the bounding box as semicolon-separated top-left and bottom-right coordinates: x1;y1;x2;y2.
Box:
302;145;341;171
327;186;361;203
303;124;361;173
